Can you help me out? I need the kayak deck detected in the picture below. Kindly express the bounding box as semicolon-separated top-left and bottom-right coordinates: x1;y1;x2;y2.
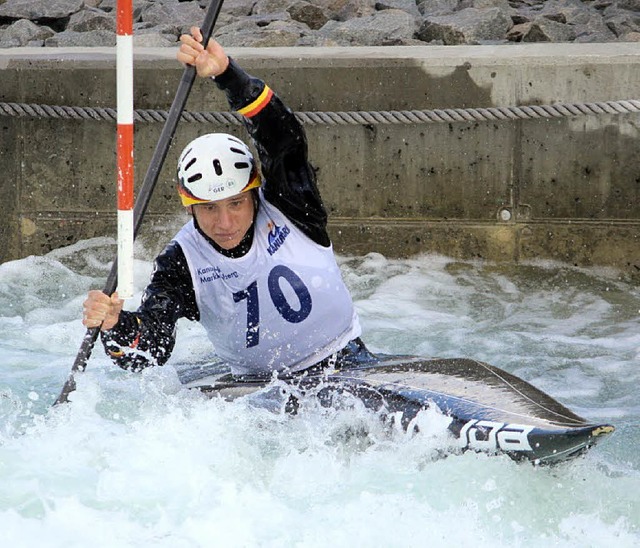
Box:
178;356;614;465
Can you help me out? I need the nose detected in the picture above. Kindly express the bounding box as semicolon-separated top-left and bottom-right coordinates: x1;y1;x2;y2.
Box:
216;205;233;229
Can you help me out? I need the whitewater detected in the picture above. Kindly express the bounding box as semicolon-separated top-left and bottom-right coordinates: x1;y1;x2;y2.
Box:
1;237;638;547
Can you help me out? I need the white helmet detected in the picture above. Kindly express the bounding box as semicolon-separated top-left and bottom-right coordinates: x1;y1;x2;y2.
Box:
177;133;261;207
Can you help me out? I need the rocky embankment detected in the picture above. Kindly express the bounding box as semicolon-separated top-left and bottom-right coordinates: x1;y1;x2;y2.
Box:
0;0;639;47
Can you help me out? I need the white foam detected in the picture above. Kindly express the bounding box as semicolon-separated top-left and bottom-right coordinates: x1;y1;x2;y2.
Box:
0;243;638;546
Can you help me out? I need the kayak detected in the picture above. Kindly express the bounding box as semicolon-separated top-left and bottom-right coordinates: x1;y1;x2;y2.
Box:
178;355;614;465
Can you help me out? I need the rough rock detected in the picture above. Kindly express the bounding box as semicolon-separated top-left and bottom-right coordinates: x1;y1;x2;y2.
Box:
0;0;85;20
417;7;513;44
133;23;179;46
376;0;420;17
417;0;460;16
320;9;419;45
140;1;208;34
507;18;577;42
67;8;117;33
287;1;329;30
44;29;117;47
0;0;637;47
0;18;54;47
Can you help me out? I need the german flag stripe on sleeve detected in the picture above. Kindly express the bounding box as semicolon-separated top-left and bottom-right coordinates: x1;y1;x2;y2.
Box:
237;85;273;118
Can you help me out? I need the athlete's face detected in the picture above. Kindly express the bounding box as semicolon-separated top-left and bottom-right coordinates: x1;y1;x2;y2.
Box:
190;192;255;250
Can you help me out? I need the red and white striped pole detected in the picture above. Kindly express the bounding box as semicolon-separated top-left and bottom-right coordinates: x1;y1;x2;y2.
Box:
116;0;134;299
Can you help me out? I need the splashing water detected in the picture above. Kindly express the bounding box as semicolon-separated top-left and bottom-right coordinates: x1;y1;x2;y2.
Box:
0;238;638;547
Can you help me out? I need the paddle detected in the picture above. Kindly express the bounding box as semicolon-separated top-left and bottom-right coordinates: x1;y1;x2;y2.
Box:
53;0;225;406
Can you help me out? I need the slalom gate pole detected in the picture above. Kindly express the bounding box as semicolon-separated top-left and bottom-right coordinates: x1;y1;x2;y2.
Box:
54;0;226;406
116;0;135;299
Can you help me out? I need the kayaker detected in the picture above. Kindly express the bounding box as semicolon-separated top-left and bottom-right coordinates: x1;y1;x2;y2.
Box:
82;27;372;379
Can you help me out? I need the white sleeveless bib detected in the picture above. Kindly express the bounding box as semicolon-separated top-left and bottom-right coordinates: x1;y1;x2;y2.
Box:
174;194;361;376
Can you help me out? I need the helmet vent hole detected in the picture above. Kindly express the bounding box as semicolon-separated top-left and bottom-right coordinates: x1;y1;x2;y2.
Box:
213;159;223;176
184;157;196;171
230;147;245;155
235;162;249;170
187;173;202;183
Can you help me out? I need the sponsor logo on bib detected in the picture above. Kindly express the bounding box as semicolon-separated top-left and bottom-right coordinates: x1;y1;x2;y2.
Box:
266;222;291;256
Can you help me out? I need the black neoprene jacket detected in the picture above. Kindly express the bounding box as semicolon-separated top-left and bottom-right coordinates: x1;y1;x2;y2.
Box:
101;59;331;370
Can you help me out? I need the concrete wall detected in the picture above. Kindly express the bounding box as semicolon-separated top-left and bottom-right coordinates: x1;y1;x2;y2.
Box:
1;43;639;275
